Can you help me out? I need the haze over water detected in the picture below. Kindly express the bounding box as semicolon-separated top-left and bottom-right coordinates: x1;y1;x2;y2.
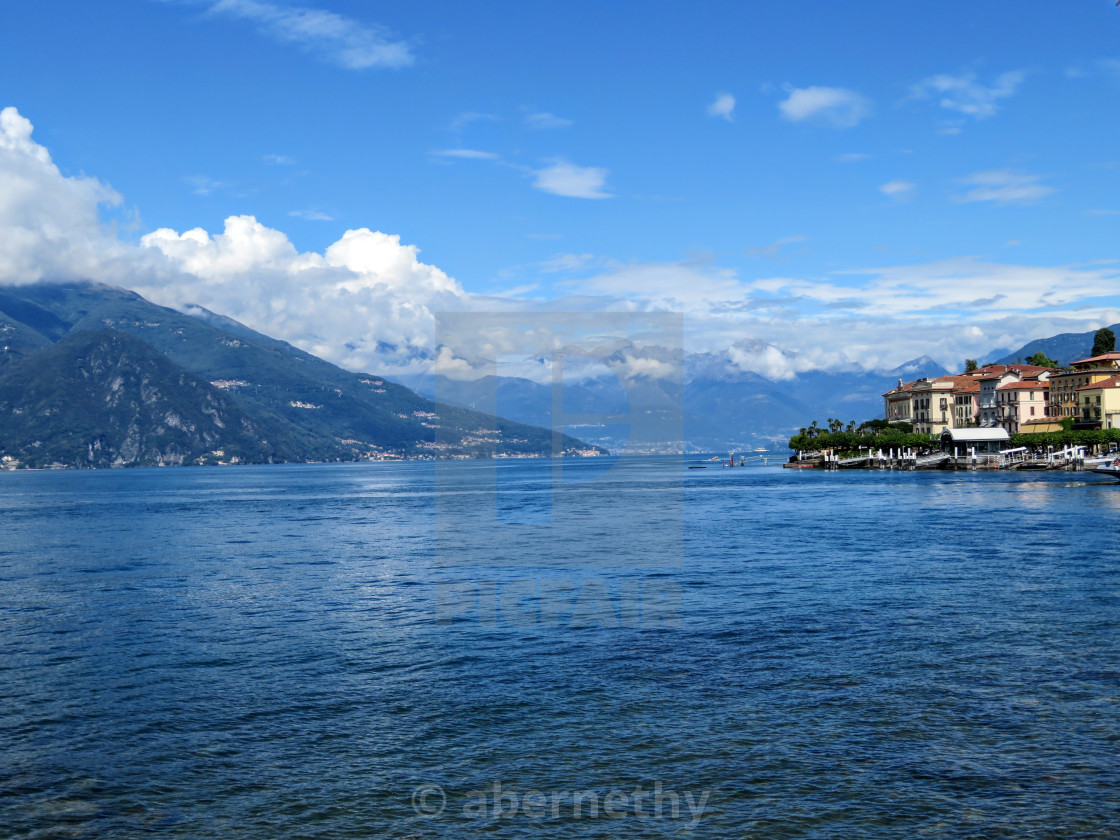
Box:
2;459;1119;838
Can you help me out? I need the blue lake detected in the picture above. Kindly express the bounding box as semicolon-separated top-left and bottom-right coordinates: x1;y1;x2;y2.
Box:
2;459;1119;838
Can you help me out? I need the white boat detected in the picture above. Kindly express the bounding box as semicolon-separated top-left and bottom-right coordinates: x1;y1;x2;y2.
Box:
1092;465;1120;481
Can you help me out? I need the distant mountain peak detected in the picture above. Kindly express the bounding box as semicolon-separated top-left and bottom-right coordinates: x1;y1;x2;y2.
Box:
885;355;951;379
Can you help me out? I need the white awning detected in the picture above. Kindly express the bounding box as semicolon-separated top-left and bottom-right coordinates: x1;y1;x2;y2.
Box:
941;428;1010;443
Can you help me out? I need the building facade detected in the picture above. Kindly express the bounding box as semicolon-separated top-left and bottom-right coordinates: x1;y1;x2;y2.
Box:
995;380;1050;435
1075;374;1120;429
883;379;915;425
1048;353;1120;423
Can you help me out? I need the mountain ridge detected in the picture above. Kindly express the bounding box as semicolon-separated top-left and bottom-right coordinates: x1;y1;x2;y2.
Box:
0;282;604;467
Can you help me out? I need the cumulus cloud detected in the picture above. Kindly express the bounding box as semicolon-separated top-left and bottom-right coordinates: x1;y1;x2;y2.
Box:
778;86;870;128
953;170;1055;205
910;70;1023;119
6;104;1120;382
200;0;414;69
138;218;468;372
532;160;612;199
706;92;735;121
0;106;127;285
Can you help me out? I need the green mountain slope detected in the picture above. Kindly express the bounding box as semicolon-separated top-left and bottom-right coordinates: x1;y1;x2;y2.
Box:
0;282;603;465
995;323;1120;367
0;330;342;468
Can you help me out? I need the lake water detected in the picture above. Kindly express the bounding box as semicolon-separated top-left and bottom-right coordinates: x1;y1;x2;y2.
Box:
2;458;1119;838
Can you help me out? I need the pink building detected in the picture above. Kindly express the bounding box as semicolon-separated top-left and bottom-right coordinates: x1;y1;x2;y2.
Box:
995;380;1050;434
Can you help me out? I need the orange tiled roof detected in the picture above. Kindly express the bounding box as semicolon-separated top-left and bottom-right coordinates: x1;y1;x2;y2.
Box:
883;379;921;397
1071;352;1120;366
1076;374;1120;391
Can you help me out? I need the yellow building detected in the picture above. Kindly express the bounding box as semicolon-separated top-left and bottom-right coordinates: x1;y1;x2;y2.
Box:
883;379;915;425
1075;375;1120;429
1048;352;1120;422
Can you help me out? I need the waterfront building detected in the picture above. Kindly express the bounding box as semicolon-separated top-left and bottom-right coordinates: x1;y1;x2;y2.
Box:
1074;374;1120;429
995;379;1050;435
884;364;1053;434
952;378;980;427
1048;353;1120;421
976;365;1052;427
910;377;958;436
884;379;915;425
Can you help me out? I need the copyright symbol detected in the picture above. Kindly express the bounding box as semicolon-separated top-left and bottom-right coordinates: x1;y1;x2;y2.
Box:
411;784;446;818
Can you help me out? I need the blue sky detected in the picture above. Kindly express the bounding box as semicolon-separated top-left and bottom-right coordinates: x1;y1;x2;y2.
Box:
2;1;1120;379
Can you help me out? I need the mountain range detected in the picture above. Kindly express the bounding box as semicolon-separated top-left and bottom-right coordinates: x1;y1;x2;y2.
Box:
994;324;1120;368
394;326;1119;452
0;283;602;468
1;280;1106;464
393;349;953;452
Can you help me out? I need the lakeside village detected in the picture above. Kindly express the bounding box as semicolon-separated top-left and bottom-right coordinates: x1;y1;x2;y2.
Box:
786;332;1120;471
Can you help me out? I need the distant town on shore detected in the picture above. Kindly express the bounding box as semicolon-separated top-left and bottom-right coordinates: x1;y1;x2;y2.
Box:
883;327;1120;436
787;329;1120;468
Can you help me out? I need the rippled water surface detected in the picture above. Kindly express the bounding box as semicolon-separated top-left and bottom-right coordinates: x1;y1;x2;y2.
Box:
2;459;1119;838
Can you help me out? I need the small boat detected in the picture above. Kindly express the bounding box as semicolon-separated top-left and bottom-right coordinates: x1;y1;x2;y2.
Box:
1092;466;1120;481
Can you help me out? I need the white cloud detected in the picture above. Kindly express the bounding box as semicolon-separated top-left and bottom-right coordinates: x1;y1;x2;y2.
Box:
910;70;1023;119
288;209;334;221
575;259;743;309
706;92;735;122
953;170;1055;205
431;148;500;161
835;152;871;163
0;106;127;285
879;180;915;197
532;160;612;199
139;218;468;372
525;112;573;130
6;104;1120;382
202;0;414;69
263;153;295;165
778;86;870;128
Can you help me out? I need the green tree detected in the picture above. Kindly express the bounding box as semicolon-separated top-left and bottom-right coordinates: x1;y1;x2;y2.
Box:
1092;327;1116;357
964;359;978;372
1026;351;1058;368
